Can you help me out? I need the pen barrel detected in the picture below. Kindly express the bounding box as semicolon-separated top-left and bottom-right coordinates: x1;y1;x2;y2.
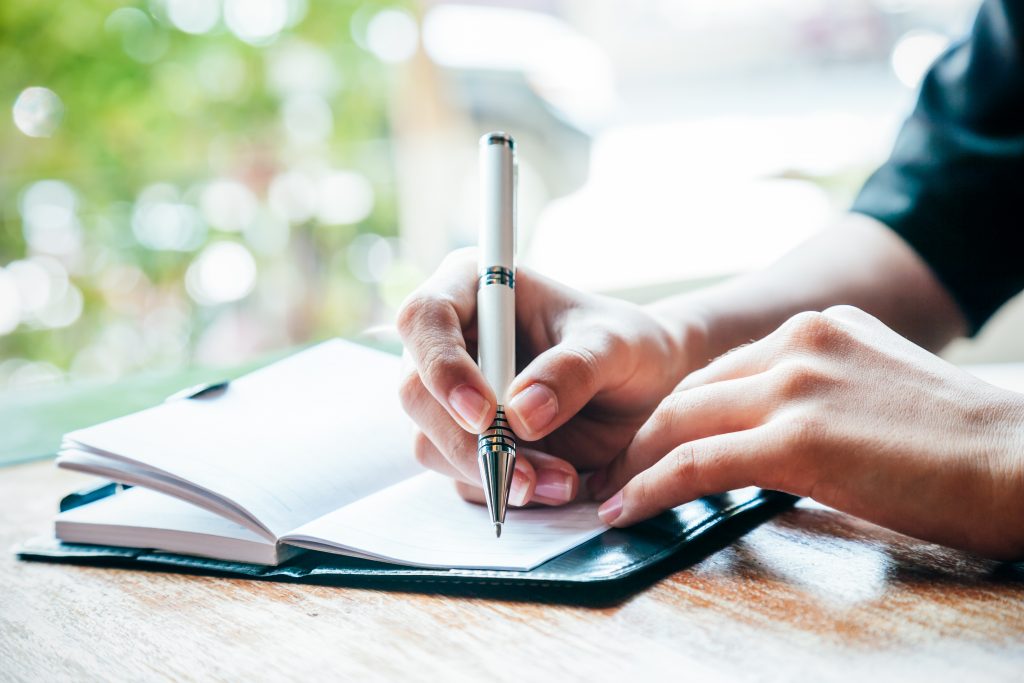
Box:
477;132;517;403
478;132;516;272
477;132;517;530
477;281;515;402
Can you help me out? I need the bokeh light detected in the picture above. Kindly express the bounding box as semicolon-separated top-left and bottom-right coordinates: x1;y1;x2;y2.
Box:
281;93;334;145
224;0;289;45
6;260;50;316
268;170;318;223
316;171;375;225
19;180;82;255
166;0;221;35
244;210;290;255
105;7;169;64
186;241;258;305
891;30;950;89
266;40;338;97
0;269;21;335
200;179;258;232
35;284;83;329
2;360;63;388
196;49;249;101
12;87;64;138
366;9;419;63
347;234;395;283
132;184;206;251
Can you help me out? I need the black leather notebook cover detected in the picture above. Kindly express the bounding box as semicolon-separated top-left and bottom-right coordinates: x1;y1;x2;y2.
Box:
17;485;797;593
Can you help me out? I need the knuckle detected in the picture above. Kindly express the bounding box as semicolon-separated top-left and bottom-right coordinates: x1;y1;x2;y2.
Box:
397;293;460;341
556;344;603;390
420;345;463;386
651;392;686;433
659;389;692;421
774;360;835;400
412;431;433;467
395;293;434;339
398;368;425;412
823;304;866;321
782;310;847;352
632;473;655;509
669;443;700;485
778;407;828;451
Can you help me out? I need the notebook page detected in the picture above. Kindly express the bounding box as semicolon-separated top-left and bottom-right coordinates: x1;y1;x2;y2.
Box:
283;472;609;571
63;341;420;538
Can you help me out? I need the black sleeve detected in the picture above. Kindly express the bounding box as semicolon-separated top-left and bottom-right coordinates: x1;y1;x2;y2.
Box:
851;0;1024;334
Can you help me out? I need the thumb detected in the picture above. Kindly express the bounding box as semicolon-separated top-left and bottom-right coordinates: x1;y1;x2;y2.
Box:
505;331;626;440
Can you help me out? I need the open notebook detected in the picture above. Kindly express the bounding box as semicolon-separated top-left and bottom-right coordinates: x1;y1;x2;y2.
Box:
55;341;608;571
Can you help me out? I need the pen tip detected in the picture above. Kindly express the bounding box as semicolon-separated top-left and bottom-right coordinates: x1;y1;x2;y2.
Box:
495;523;502;538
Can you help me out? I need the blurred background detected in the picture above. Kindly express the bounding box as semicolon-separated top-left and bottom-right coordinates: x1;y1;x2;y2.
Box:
1;0;1014;395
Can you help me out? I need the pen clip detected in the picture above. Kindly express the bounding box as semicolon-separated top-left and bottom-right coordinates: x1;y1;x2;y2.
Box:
59;481;132;512
164;380;230;403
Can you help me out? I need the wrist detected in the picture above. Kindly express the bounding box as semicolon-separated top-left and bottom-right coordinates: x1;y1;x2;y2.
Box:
642;299;710;381
995;391;1024;560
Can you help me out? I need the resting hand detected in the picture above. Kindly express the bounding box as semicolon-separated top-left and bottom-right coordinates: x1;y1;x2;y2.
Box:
590;305;1024;560
396;248;702;508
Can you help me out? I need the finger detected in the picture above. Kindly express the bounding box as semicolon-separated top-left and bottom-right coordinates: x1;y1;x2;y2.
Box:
396;248;495;433
518;447;579;505
401;367;499;483
455;477;572;508
455;480;487;505
505;328;632;442
677;338;774;393
405;372;580;505
432;444;579;507
590;371;780;499
598;426;775;527
412;429;476;484
414;429;534;507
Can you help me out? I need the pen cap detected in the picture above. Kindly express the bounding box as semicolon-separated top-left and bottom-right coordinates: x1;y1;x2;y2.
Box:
478;132;516;270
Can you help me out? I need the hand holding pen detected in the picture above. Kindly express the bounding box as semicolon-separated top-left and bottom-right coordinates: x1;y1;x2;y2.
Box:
395;135;691;519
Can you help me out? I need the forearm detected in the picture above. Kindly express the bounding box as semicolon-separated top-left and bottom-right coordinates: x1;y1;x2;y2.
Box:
648;212;967;364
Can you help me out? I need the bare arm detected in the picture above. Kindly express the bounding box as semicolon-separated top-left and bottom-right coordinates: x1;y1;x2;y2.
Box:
648;213;967;363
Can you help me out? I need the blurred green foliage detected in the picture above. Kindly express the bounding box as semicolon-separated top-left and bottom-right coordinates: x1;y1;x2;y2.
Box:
0;0;415;387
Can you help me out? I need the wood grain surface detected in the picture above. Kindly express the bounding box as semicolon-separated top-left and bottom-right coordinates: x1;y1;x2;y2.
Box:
2;461;1023;682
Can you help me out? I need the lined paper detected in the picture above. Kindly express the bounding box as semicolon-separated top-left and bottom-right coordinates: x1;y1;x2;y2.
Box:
284;472;609;571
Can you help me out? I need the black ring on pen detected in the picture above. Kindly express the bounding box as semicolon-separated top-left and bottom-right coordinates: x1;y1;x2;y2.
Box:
478;266;515;289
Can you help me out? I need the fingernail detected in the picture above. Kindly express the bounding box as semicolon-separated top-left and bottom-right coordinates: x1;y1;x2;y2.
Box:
587;471;607;497
509;465;531;507
598;491;623;524
449;385;490;432
535;469;574;503
508;384;558;437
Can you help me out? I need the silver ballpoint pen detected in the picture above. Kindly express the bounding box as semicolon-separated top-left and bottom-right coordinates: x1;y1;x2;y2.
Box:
476;131;517;538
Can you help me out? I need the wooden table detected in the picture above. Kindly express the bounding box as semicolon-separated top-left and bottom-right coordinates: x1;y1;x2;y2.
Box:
3;460;1022;681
